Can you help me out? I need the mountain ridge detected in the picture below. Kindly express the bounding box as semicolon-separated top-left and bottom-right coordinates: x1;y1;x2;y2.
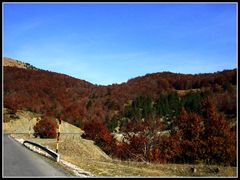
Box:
3;57;236;87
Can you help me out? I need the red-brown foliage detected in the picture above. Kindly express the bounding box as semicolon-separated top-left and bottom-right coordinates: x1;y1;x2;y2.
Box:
112;142;130;160
3;65;236;165
82;119;114;154
118;118;167;162
33;115;58;138
4;66;236;128
202;98;236;166
174;108;205;163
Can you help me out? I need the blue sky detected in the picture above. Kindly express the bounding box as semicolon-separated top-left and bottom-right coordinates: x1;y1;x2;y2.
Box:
3;3;237;85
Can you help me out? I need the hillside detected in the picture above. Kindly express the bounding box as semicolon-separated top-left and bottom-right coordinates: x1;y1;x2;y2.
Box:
4;58;236;126
3;57;237;167
3;108;83;134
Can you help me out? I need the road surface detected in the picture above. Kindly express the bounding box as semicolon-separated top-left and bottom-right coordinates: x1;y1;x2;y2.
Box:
3;134;68;177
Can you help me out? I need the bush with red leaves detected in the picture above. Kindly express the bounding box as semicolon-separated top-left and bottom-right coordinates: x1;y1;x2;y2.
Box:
33;115;58;138
81;119;115;155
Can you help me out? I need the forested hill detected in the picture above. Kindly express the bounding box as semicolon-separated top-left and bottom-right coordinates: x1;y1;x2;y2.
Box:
4;59;236;127
4;58;237;166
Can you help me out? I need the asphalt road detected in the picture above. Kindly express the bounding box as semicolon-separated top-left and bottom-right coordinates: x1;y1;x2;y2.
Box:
3;134;68;177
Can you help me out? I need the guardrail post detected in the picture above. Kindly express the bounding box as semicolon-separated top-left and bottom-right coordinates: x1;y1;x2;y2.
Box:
56;154;60;162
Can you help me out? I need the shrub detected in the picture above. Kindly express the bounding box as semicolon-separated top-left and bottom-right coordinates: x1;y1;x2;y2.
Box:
33;115;58;138
81;119;115;155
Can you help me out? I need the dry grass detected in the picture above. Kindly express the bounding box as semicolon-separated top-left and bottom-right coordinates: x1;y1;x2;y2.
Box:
176;89;201;96
3;57;28;69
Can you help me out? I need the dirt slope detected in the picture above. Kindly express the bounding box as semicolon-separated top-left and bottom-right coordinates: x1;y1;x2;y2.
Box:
3;108;110;162
3;108;83;134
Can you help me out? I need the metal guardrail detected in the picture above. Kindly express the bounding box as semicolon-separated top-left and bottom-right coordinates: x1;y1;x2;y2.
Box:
23;140;60;162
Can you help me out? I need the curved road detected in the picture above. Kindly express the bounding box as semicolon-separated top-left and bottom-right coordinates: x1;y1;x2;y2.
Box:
3;134;68;177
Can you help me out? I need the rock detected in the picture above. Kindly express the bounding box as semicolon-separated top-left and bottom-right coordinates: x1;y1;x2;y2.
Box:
190;167;197;173
214;167;220;173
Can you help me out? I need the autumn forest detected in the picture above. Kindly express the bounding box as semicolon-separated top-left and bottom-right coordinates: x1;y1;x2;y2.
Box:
4;65;237;166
